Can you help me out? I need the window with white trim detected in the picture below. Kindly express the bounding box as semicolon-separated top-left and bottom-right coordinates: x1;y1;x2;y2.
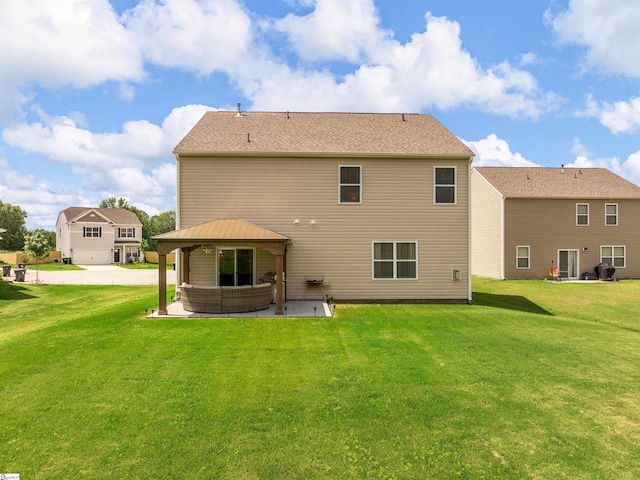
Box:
576;204;589;226
83;227;101;238
605;203;618;226
118;227;135;238
434;167;456;204
372;242;417;279
601;246;625;267
516;246;530;269
339;165;361;203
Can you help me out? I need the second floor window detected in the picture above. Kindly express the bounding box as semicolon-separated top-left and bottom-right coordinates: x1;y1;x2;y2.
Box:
576;204;589;226
83;227;101;238
339;166;361;203
118;227;135;238
435;167;456;204
605;204;618;226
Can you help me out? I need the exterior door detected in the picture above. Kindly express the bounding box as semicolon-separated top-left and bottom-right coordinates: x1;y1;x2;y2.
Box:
558;250;579;279
218;248;254;286
114;248;120;263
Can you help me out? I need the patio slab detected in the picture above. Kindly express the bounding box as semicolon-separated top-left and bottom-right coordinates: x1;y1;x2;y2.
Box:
147;299;333;318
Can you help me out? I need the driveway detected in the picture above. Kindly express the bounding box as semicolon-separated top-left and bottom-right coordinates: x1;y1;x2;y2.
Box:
20;265;176;285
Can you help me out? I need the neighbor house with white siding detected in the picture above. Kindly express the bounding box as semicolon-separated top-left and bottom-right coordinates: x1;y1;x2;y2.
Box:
154;110;474;315
471;167;640;280
56;207;143;265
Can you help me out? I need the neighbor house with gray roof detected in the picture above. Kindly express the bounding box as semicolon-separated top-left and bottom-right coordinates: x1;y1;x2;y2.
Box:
154;110;475;315
56;207;143;265
471;167;640;280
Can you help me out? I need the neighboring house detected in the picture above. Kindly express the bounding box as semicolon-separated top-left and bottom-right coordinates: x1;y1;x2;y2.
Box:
154;110;475;315
56;207;143;265
471;167;640;280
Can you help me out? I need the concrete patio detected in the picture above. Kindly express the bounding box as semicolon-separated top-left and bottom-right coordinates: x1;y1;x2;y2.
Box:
147;299;333;318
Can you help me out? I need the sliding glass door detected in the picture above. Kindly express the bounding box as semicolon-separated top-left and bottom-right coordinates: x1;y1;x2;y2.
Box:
218;248;254;286
558;250;579;279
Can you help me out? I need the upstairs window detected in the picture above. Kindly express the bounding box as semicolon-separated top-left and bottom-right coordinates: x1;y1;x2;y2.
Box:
373;242;417;279
605;204;618;226
576;204;589;226
339;166;361;203
434;167;456;204
118;227;135;238
83;227;101;238
601;246;625;267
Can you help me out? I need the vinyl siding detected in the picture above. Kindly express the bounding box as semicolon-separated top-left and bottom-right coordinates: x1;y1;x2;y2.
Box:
471;169;503;279
504;198;640;279
178;155;471;300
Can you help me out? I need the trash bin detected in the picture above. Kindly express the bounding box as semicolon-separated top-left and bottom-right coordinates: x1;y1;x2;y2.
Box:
14;269;26;282
2;265;10;277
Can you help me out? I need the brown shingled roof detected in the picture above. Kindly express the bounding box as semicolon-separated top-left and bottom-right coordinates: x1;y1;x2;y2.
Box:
61;207;142;225
474;167;640;199
174;111;474;158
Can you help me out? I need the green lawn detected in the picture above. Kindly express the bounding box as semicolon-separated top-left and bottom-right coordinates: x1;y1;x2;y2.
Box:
1;278;639;479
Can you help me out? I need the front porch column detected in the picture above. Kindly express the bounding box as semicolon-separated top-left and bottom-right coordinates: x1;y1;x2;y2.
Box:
275;253;284;315
158;252;167;315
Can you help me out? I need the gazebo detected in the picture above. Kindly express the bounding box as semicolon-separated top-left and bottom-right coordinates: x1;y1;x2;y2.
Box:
154;219;289;315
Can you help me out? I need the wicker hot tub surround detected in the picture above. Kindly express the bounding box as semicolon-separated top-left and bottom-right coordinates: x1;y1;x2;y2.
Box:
179;283;272;314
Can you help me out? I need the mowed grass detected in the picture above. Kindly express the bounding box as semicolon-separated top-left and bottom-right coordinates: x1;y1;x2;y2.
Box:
0;279;639;479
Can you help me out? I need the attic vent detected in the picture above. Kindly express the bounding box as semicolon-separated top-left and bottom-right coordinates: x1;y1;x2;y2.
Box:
90;213;95;217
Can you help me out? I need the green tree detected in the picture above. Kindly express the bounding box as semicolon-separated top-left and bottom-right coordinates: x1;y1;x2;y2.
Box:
0;200;27;251
24;229;52;283
145;211;176;251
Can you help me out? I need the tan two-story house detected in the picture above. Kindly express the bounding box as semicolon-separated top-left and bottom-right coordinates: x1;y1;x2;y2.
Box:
155;110;475;315
56;207;143;264
471;167;640;280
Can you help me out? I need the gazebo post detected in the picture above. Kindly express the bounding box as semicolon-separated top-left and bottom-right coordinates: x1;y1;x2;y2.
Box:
158;252;167;315
275;253;284;315
182;247;191;285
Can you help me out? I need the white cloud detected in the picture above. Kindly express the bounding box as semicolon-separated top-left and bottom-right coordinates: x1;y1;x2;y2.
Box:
465;134;540;167
122;0;252;75
1;104;213;228
252;12;559;118
547;0;640;78
566;149;640;186
0;157;87;229
579;94;640;135
0;0;144;122
274;0;391;63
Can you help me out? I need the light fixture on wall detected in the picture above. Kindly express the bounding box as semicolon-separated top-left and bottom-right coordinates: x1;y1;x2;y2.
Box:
310;219;316;226
293;219;300;225
202;247;213;254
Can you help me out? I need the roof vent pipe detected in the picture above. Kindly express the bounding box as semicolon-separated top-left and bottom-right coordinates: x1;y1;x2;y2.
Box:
561;164;565;172
236;103;242;117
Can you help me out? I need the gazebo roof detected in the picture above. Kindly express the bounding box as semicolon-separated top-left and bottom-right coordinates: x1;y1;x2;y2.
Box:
154;218;288;242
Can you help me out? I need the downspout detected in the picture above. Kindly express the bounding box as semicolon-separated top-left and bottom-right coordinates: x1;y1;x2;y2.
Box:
468;158;473;303
174;152;181;292
501;195;505;280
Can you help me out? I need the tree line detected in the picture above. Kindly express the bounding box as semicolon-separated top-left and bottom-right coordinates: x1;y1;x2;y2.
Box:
0;198;175;253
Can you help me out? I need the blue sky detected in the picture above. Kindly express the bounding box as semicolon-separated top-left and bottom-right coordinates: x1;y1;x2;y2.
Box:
1;0;639;230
